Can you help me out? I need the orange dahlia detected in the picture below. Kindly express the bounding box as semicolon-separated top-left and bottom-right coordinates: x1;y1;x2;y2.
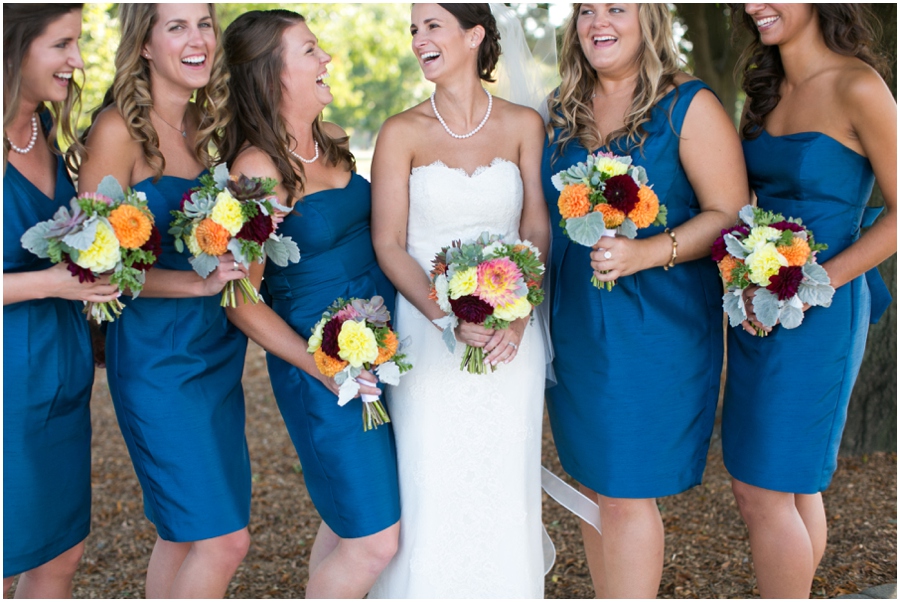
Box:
718;255;743;284
195;218;231;256
777;237;810;267
558;183;592;220
314;348;348;377
629;185;660;229
108;204;152;249
593;203;625;228
374;330;399;366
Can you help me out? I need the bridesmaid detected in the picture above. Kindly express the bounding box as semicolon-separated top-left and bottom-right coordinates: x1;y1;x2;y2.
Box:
76;4;252;598
724;4;896;598
3;4;118;597
220;10;400;598
541;4;746;597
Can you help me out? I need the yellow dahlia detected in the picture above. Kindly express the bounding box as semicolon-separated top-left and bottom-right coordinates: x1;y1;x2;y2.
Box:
745;226;781;252
594;156;629;177
75;220;120;273
337;320;379;368
186;228;203;257
448;267;478;299
210;190;244;236
195;218;231;256
493;295;532;322
108;204;153;249
746;242;788;286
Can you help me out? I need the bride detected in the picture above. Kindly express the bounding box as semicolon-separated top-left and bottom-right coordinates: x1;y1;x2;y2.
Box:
368;3;550;598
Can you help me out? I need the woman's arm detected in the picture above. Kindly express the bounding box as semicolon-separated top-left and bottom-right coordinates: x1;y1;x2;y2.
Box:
591;87;747;281
78;108;248;299
3;263;119;306
821;69;897;289
224;149;379;397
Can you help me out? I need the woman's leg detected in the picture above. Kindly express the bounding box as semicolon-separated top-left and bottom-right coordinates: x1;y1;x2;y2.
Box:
308;522;341;577
732;478;817;598
795;493;827;568
146;528;250;598
578;485;608;598
12;540;84;599
305;521;399;599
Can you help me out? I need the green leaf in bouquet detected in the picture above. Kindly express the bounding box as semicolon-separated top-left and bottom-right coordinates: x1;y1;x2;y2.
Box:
617;218;638;239
527;287;545;306
738;205;757;227
751;288;781;327
226;238;250;266
20;221;53;258
62;216;99;251
797;280;835;308
264;236;301;267
432;314;458;352
723;289;747;327
565;212;607;246
96;175;125;202
779;299;804;329
174;236;185;254
654;204;668;227
731;262;752;289
630;164;649;186
375;361;401;386
189;252;219;279
212;163;231;188
778;230;795;247
724;233;749;259
802;262;831;286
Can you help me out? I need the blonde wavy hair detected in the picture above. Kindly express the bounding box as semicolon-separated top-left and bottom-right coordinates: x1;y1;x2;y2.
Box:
76;3;230;178
3;4;85;171
548;4;683;156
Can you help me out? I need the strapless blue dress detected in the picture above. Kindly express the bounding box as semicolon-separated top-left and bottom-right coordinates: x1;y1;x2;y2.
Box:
541;80;724;498
262;173;400;538
3;112;93;577
722;130;892;493
105;174;251;541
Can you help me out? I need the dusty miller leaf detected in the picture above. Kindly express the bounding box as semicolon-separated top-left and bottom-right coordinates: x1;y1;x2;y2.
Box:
96;175;125;202
189;253;219;279
565;212;608;247
723;289;747;327
20;221;53;258
751;288;782;327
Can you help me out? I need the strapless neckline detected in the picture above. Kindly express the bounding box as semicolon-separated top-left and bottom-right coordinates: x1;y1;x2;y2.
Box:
411;157;520;179
757;129;867;160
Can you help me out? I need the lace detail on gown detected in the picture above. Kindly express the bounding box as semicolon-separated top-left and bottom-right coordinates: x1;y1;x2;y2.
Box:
368;159;546;599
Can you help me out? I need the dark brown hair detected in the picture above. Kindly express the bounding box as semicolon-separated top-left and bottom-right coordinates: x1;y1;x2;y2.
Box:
220;9;354;206
3;3;84;169
438;3;501;82
733;3;890;139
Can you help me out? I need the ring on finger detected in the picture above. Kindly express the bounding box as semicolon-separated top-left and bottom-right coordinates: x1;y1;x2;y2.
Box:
603;251;612;260
507;341;518;350
233;261;240;271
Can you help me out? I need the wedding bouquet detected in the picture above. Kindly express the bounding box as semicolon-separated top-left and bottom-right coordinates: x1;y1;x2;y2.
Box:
168;164;300;307
20;176;161;323
551;151;667;290
429;232;545;375
308;296;412;431
713;205;833;335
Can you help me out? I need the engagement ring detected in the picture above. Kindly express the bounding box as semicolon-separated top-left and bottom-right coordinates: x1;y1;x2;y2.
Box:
507;342;518;350
603;251;612;260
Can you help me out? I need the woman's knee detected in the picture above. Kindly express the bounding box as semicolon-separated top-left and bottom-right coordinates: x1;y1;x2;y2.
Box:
732;479;792;525
41;541;85;579
596;495;658;525
355;523;400;572
199;528;251;568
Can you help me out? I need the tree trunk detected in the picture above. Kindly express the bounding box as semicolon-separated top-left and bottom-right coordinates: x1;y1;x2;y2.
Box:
840;3;897;455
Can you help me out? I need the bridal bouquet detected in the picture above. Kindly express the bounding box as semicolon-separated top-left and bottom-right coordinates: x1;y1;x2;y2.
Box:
429;232;545;375
713;205;833;335
308;296;412;431
551;151;667;290
20;176;161;323
168;164;300;307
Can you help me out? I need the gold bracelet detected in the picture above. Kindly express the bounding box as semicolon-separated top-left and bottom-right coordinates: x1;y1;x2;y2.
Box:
663;228;678;271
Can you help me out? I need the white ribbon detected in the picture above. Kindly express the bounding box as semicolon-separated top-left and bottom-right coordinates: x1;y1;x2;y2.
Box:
541;466;602;535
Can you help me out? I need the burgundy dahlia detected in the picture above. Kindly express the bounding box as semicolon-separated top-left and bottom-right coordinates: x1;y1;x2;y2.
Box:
449;295;494;324
132;225;162;272
321;316;346;359
64;255;97;283
236;211;274;244
771;221;805;233
180;191;193;211
710;235;728;263
766;265;804;300
603;175;640;215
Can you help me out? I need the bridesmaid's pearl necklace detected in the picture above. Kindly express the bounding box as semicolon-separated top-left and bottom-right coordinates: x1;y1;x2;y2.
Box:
431;88;492;139
290;140;319;164
7;113;38;154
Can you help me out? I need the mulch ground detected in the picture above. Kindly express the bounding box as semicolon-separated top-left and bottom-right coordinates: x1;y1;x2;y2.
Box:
10;342;895;598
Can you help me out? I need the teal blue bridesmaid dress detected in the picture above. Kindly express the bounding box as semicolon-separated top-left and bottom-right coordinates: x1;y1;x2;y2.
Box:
722;130;891;493
541;80;724;498
105;174;251;541
3;111;93;576
262;173;401;538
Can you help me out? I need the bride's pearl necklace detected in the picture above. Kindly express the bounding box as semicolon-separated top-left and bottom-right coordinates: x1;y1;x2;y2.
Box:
290;140;319;164
431;88;492;139
7;113;38;154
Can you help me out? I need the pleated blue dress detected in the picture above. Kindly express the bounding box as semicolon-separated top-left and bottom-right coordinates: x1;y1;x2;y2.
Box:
541;80;724;499
3;112;93;577
262;173;401;538
722;130;892;494
105;174;251;542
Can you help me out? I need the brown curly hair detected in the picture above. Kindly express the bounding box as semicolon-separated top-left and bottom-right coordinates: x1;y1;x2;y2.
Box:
219;9;355;207
438;4;502;82
548;3;683;156
3;4;85;170
75;3;230;178
733;4;890;140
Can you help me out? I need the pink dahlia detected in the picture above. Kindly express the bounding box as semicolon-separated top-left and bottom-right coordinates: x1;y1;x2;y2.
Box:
475;257;524;308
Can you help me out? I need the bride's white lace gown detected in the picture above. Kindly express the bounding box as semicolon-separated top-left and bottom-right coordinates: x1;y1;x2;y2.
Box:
368;159;546;599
